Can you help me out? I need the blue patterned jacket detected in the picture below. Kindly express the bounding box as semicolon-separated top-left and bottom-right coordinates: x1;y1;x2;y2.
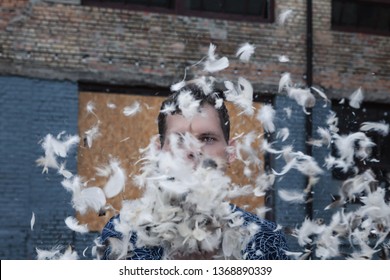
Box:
97;206;289;260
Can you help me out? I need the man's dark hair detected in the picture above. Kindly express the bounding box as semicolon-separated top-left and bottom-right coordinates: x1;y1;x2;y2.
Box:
158;84;230;146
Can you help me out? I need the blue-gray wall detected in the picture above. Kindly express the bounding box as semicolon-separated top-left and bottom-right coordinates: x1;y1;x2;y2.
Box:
272;95;341;254
0;76;96;260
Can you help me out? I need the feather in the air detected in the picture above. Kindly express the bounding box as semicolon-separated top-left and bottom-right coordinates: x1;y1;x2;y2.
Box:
253;173;275;197
101;159;126;199
31;212;35;231
277;55;290;62
307;127;332;148
256;104;276;133
58;162;73;179
276;127;290;142
65;216;89;234
236;42;255;62
84;123;100;148
311;86;330;107
123;101;142;117
349;87;364;109
36;247;61;260
283;107;292;119
224;77;254;115
278;72;292;93
177;89;201;119
293;217;326;247
36;133;80;173
61;176;107;214
58;245;79;260
360;121;389;136
278;189;306;203
277;9;293;26
107;102;116;109
287;87;316;114
204;43;229;73
332;132;375;171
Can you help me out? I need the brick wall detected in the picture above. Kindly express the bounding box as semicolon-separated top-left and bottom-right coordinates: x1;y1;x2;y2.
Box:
0;0;389;259
0;76;95;259
1;1;388;102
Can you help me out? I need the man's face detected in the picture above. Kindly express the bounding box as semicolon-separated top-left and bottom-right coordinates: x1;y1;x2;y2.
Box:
162;104;234;170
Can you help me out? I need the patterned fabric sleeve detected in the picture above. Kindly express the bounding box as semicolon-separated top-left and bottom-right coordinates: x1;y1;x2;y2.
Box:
236;207;290;260
98;215;164;260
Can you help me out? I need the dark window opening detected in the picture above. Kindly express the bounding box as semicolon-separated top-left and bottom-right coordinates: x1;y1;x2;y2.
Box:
331;100;390;199
82;0;274;22
332;0;390;36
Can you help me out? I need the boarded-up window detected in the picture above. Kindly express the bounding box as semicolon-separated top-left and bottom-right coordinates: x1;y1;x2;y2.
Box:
77;90;266;231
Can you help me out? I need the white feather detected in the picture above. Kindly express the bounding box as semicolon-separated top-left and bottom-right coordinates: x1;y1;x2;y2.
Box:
278;72;292;93
86;101;96;114
36;247;61;260
236;42;255;62
58;162;73;179
276;127;290;142
107;102;116;109
349;87;364;109
58;245;79;260
76;187;107;214
277;55;290;62
65;216;89;234
277;9;293;26
84;123;100;148
224;77;254;115
123;101;142;117
256;104;276;133
177;89;201;119
30;212;35;231
311;86;330;107
287;87;316;113
278;189;306;203
204;43;229;72
103;159;126;198
360;121;389;136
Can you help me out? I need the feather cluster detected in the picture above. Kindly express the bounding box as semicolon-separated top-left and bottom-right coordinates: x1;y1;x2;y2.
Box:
96;134;259;259
203;43;229;73
224;77;254;116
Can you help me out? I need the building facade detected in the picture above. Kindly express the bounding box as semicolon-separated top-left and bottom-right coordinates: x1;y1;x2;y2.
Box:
1;0;389;259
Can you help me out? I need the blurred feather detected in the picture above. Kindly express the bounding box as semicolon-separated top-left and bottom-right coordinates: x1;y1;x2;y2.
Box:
277;9;293;26
65;216;89;234
204;43;229;72
277;55;290;62
256;104;276;133
177;89;201;119
311;86;330;107
84;123;100;148
224;77;254;115
278;189;306;203
287;87;316;114
102;159;126;199
30;212;35;231
236;42;255;62
36;133;79;173
276;127;290;142
123;101;142;117
349;87;364;109
61;176;107;214
58;162;73;179
360;121;389;136
278;72;292;93
307;127;332;148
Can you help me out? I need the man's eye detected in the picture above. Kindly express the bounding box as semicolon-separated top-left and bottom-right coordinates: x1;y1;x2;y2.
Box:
200;136;216;143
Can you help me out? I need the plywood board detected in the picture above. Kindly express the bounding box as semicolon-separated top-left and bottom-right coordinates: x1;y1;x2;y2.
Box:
77;91;265;231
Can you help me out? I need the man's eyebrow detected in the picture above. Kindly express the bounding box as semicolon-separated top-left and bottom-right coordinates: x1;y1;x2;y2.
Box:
197;132;220;138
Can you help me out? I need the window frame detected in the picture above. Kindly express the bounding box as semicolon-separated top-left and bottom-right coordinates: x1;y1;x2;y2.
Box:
331;0;390;36
81;0;275;23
